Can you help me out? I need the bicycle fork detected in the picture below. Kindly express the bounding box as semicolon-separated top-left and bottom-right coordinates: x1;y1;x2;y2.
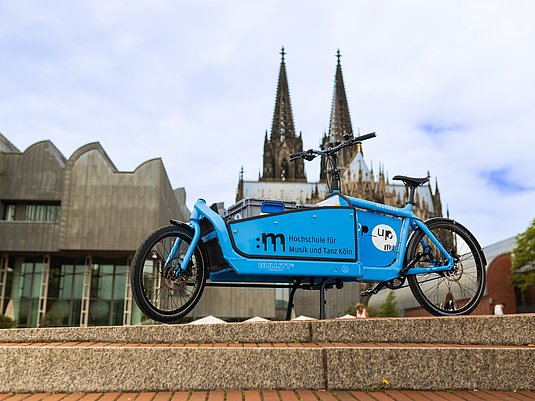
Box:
165;209;202;275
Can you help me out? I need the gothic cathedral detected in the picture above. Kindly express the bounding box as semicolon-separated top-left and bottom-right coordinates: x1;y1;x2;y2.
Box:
236;49;443;220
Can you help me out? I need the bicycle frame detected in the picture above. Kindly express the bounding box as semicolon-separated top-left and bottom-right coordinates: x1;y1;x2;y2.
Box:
171;193;455;284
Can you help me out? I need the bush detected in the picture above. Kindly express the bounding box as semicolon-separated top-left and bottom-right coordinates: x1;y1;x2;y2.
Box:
0;314;16;329
373;291;399;317
345;290;399;318
39;310;64;327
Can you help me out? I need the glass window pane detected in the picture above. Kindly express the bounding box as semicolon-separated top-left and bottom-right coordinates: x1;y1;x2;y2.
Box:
60;265;74;299
99;265;114;300
114;266;127;301
4;204;16;221
24;204;60;222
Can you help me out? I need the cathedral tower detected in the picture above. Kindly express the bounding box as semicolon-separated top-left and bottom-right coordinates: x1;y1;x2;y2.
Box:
260;48;306;182
320;50;357;181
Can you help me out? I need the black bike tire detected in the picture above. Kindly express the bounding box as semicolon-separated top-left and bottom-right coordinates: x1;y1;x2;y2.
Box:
406;218;486;316
130;225;207;323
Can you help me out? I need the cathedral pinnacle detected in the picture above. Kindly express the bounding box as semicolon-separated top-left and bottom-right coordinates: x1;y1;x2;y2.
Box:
260;48;306;182
270;47;295;142
320;49;355;180
328;49;353;144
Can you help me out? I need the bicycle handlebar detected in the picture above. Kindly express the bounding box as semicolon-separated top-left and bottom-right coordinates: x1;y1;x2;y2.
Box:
289;149;320;162
290;132;376;162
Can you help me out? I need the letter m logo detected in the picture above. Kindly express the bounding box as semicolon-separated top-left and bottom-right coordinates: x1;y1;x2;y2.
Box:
262;233;286;252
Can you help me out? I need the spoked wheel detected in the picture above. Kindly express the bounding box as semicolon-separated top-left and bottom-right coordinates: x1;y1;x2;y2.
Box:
130;225;207;323
406;218;486;316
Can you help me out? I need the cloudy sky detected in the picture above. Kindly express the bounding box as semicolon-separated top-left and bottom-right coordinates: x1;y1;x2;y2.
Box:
1;1;534;247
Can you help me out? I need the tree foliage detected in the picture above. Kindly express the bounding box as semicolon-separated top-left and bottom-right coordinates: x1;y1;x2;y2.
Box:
510;217;535;291
345;290;399;318
39;310;65;328
373;290;399;317
0;315;16;329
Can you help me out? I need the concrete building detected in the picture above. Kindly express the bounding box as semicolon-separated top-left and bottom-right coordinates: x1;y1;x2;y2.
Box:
0;134;190;327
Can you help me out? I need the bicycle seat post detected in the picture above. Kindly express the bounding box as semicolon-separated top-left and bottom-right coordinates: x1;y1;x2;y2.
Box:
407;186;416;206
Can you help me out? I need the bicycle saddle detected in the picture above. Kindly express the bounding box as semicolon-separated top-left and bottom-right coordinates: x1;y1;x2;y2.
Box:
392;175;429;188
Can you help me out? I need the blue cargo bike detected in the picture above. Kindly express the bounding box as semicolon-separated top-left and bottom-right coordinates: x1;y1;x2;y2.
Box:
130;132;486;322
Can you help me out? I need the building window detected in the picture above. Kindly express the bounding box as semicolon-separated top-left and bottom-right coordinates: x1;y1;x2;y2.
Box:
4;204;15;221
275;286;290;319
25;204;60;222
2;202;60;222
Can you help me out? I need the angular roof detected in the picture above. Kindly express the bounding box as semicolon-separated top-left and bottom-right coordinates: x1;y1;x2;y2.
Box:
0;133;21;153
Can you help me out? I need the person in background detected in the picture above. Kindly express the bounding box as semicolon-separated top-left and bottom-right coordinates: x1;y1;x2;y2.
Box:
355;303;369;318
494;302;506;315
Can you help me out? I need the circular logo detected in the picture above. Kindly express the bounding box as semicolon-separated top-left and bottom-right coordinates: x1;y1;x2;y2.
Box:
371;224;397;252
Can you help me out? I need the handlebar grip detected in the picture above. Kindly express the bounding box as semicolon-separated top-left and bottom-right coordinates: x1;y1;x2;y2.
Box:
290;151;303;161
354;132;377;142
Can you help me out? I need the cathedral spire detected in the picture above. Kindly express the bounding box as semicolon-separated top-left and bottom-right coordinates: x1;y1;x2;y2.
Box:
270;46;295;142
328;49;353;144
320;49;356;181
261;48;306;182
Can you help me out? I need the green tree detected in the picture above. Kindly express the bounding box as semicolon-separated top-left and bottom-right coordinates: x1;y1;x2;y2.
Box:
374;291;399;317
345;290;399;318
345;305;356;316
510;218;535;291
0;315;16;329
39;310;64;328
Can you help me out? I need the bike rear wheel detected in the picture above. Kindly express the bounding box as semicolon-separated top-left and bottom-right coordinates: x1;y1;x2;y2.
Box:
406;218;486;316
130;225;207;323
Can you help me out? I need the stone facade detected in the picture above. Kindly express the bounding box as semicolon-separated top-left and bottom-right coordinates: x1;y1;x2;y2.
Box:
0;134;190;327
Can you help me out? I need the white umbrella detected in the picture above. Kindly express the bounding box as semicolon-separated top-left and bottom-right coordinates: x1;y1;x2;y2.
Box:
243;316;270;323
292;315;316;321
188;315;227;325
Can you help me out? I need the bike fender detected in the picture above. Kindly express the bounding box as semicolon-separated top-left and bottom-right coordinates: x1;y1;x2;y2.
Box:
192;199;235;256
408;217;487;266
170;219;191;230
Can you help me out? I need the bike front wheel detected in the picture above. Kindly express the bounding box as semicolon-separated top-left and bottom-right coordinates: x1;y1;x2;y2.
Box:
130;225;207;323
406;218;486;316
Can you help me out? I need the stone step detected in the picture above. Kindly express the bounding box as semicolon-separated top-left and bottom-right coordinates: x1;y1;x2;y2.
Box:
1;341;534;392
0;315;534;393
1;314;534;346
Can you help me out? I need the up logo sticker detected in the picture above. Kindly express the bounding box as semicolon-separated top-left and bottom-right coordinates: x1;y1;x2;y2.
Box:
371;224;397;252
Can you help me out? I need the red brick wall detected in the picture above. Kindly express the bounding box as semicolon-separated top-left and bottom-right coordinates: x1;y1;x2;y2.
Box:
487;253;516;314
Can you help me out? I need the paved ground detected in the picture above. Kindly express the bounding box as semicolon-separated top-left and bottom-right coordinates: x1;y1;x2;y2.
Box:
1;390;534;401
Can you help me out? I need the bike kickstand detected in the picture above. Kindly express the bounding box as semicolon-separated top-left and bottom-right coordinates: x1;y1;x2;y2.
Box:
361;281;385;297
319;278;329;320
285;280;301;321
